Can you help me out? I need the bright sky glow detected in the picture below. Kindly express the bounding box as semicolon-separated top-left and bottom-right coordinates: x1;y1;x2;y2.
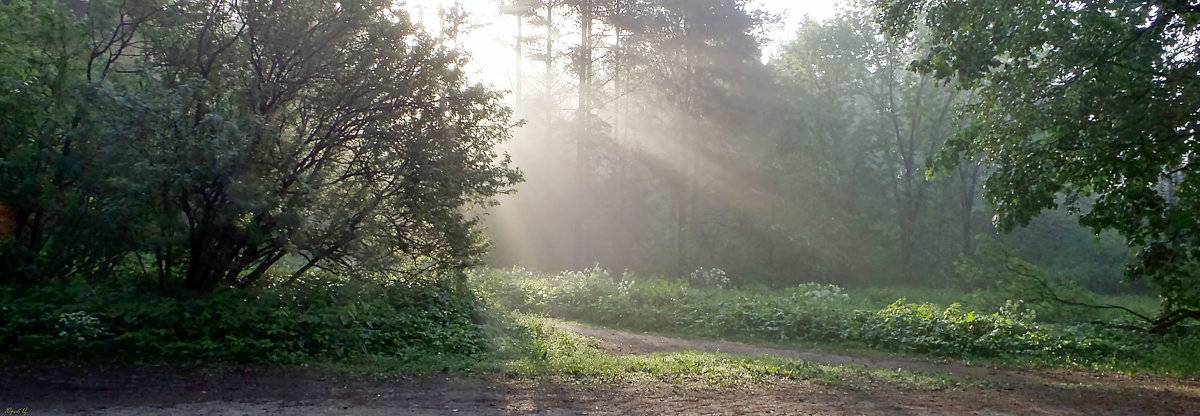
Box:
754;0;841;58
407;0;842;98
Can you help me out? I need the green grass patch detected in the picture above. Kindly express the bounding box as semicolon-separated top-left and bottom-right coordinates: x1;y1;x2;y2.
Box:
478;312;973;390
472;267;1200;378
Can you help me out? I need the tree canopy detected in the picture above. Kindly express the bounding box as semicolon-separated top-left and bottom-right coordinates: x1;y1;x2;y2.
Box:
874;0;1200;327
0;0;520;292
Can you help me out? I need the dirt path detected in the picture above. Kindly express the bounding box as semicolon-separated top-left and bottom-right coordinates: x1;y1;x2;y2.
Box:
4;324;1199;415
558;322;1198;388
556;323;1200;415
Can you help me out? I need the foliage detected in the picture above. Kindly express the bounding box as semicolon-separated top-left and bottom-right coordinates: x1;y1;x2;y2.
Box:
475;267;1200;376
764;5;979;286
791;282;850;303
0;0;519;292
997;210;1135;295
689;267;731;288
0;0;138;285
874;0;1200;325
855;300;1044;357
955;236;1156;324
0;276;487;364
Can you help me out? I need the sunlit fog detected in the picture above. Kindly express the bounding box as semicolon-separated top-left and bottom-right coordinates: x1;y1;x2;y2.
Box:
5;0;1196;412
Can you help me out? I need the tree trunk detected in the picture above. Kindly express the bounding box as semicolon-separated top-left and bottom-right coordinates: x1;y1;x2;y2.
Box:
573;0;593;268
959;161;981;254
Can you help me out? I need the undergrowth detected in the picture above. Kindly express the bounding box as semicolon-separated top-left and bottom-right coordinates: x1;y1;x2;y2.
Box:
472;267;1200;377
7;266;1197;383
0;274;486;366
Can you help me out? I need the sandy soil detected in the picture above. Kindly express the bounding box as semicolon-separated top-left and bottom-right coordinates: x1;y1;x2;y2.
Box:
3;324;1199;415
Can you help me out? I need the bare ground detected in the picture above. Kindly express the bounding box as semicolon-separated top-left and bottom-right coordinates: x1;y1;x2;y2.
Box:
3;324;1199;415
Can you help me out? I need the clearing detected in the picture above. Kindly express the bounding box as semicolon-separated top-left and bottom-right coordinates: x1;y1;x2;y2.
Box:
4;323;1198;415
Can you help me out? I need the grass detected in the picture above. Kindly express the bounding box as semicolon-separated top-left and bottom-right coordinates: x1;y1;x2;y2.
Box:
476;312;978;390
8;266;1195;388
470;267;1200;378
2;272;977;391
316;309;979;391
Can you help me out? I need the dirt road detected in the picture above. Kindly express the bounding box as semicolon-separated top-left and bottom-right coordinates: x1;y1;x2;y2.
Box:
4;324;1198;415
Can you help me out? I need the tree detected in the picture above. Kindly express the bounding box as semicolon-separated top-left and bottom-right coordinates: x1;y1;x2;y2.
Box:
0;0;520;292
629;0;774;276
875;0;1200;329
771;9;972;284
486;0;779;280
0;0;139;284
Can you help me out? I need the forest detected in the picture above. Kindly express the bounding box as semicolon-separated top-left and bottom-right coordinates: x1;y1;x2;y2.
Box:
2;0;1199;413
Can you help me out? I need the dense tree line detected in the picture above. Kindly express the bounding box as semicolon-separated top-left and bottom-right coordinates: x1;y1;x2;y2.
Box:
875;0;1200;329
485;0;1132;292
488;0;782;280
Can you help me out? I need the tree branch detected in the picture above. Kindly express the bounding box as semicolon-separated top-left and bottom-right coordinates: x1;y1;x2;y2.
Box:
1002;251;1156;324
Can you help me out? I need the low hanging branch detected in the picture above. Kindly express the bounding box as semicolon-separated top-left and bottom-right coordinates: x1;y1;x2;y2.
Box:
1005;261;1151;324
1003;252;1200;333
1146;307;1200;334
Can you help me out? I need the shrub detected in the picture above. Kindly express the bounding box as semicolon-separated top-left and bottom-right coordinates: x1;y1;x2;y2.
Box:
854;300;1046;357
0;276;486;364
689;267;731;288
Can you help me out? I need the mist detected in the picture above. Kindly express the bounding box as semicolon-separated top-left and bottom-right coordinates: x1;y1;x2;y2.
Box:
4;1;1194;412
470;0;1124;292
480;0;778;279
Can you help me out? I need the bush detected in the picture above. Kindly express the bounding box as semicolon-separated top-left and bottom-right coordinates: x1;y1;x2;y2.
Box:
0;276;486;364
689;267;731;288
854;300;1046;357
